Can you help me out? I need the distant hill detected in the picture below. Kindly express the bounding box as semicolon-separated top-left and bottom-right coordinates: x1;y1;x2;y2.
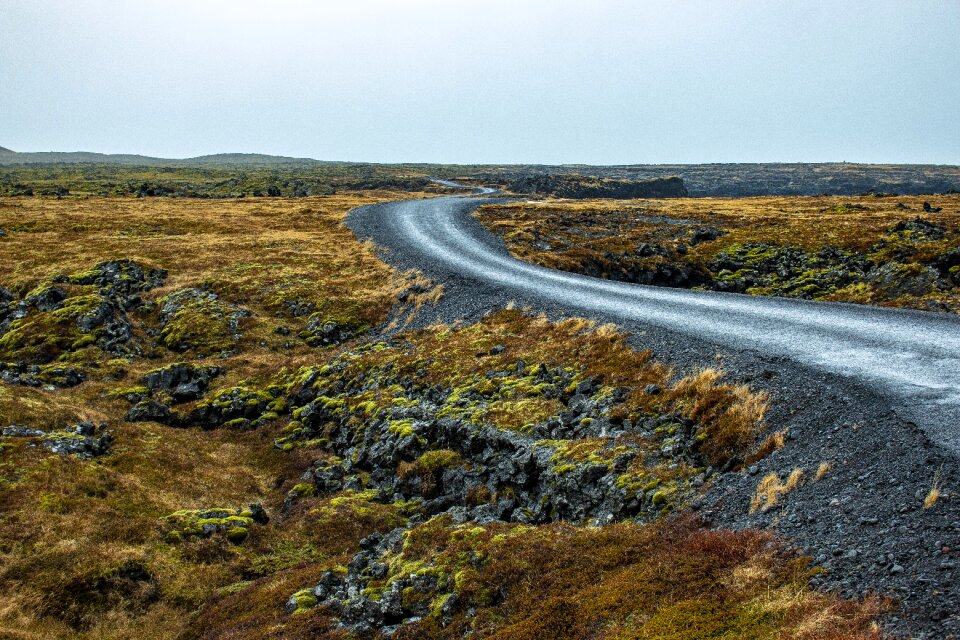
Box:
186;153;329;166
0;149;327;167
1;147;958;196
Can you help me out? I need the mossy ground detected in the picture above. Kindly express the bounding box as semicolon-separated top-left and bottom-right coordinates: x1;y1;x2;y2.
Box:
0;194;427;638
478;194;960;312
0;195;886;639
364;515;884;640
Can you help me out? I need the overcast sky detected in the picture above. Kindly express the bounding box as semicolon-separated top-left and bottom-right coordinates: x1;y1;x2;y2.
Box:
1;0;958;164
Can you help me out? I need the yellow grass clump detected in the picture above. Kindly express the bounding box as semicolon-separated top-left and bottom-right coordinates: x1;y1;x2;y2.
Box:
751;468;806;513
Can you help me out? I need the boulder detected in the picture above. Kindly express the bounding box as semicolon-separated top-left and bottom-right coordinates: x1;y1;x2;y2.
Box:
126;399;173;423
28;286;67;312
142;363;223;403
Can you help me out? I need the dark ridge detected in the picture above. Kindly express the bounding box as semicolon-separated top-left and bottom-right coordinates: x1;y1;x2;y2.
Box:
0;150;325;167
0;146;12;153
1;148;958;195
503;174;688;199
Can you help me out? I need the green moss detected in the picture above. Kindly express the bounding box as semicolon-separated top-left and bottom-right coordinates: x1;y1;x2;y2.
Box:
651;485;678;507
0;292;106;363
226;527;248;544
289;589;317;613
164;507;258;542
415;449;462;473
388;419;415;438
157;292;243;354
288;483;315;500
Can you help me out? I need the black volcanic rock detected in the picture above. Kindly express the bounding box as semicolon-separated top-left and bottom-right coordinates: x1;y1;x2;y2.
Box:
505;174;688;199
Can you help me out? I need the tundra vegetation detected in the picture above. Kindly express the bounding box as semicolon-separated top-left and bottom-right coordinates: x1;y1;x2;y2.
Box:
0;192;885;639
478;194;960;313
0;163;443;198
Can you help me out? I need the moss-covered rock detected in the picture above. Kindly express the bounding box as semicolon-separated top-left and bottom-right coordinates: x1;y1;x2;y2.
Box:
2;422;113;458
298;313;367;347
186;385;276;429
164;503;268;544
69;259;167;298
157;288;250;355
0;361;86;388
0;292;111;363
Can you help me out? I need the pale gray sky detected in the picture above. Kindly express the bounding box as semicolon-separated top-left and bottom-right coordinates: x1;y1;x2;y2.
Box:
1;0;958;164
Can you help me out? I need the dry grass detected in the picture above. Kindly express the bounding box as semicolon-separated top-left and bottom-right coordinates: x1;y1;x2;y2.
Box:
370;515;889;640
0;193;423;638
815;461;832;482
665;368;769;466
397;270;445;326
746;429;787;465
924;466;943;510
0;195;885;639
0;193;418;332
751;468;806;514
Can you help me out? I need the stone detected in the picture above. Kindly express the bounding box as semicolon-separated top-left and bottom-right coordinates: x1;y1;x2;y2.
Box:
28;286;67;312
125;400;172;423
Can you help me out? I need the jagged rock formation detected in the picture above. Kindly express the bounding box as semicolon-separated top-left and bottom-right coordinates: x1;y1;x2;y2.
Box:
0;260;168;377
2;422;113;458
504;174;688;199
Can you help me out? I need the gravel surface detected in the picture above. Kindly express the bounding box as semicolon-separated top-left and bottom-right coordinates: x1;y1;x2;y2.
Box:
347;192;960;639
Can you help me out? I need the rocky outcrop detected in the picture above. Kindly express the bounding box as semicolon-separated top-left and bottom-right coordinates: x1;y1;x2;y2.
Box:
164;503;269;544
298;314;365;347
125;363;225;424
273;348;716;535
2;422;113;458
505;174;688;199
0;361;86;388
141;362;224;402
0;260;167;369
68;259;167;302
157;288;250;355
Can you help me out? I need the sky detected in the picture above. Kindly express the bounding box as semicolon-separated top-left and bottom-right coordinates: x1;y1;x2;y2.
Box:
1;0;958;165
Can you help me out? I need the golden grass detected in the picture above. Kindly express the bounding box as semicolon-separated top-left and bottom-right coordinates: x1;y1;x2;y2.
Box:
0;193;424;638
0;193;419;329
665;368;768;466
751;468;805;514
924;466;943;510
745;429;787;465
815;461;832;482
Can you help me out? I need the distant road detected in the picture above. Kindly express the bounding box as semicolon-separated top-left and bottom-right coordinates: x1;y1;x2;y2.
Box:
349;190;960;453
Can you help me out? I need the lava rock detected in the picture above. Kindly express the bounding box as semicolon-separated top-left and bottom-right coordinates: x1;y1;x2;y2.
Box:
125;399;173;423
28;286;67;312
142;363;223;403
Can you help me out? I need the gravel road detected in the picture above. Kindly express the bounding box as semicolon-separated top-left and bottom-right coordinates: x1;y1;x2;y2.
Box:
348;190;960;639
350;193;960;453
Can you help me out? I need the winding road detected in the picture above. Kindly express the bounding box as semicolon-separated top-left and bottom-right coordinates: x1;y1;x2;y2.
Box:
349;190;960;453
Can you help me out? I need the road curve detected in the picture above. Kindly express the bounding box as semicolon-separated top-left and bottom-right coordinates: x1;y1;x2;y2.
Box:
349;192;960;452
